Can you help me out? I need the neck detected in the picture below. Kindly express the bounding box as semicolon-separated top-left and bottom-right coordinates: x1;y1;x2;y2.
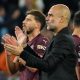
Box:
73;27;80;37
27;30;40;41
56;22;68;34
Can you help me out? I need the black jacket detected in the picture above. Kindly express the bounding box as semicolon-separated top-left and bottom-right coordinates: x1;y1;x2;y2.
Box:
20;27;77;80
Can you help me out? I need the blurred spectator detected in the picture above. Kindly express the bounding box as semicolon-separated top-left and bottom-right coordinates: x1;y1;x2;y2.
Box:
0;5;9;40
6;5;25;36
0;43;19;80
0;71;7;80
72;11;80;80
43;0;79;17
20;0;44;11
8;6;22;26
25;0;38;10
0;43;7;80
35;0;44;11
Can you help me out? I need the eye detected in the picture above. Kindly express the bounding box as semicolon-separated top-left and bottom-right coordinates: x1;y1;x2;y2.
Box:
49;14;53;17
25;18;32;22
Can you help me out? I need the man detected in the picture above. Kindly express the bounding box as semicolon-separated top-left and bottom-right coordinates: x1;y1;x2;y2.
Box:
3;10;49;80
4;4;77;80
72;11;80;80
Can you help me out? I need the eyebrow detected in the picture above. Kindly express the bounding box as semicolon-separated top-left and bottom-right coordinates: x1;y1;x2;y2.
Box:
48;14;53;16
25;17;31;20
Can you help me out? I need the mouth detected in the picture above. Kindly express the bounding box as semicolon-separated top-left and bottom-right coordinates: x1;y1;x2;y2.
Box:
22;24;25;27
22;24;26;33
46;21;48;24
46;21;50;25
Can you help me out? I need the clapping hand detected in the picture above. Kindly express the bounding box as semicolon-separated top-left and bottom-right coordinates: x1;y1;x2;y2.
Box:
2;34;17;46
4;43;23;56
2;26;26;56
2;34;18;55
15;26;27;47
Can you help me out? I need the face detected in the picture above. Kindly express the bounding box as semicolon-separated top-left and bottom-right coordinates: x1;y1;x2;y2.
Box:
22;14;38;34
46;7;61;32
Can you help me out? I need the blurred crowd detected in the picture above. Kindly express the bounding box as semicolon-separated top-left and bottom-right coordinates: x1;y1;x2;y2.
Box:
0;0;80;80
0;0;79;41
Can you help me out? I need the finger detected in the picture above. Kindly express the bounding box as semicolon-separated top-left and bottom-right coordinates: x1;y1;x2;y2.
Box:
13;56;19;63
4;35;18;46
11;36;18;45
15;31;21;41
8;36;16;45
2;37;10;44
19;58;26;65
2;34;9;41
2;34;13;44
4;34;12;40
11;36;16;41
15;26;22;32
4;44;17;51
4;46;14;54
5;46;17;55
15;26;23;34
15;26;20;40
15;26;22;35
4;44;18;55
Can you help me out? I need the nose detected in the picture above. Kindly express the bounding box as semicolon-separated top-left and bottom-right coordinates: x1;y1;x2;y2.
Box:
23;20;25;24
46;16;49;21
46;16;49;23
22;20;26;28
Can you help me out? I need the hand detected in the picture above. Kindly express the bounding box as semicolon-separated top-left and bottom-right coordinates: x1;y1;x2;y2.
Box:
13;56;19;63
18;58;26;66
13;56;26;66
15;26;27;47
2;34;18;46
4;43;23;56
2;34;18;55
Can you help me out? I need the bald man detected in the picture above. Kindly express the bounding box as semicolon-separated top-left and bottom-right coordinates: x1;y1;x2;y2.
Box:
4;4;77;80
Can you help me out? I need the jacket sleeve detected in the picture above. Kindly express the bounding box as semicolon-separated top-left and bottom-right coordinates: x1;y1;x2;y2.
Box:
20;36;74;72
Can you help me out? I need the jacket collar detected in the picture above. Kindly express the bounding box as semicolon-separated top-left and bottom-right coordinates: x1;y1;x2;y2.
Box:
57;27;71;35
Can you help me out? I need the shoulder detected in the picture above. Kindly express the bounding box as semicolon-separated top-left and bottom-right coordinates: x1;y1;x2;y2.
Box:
73;35;80;46
36;34;49;46
56;33;73;43
33;34;49;57
55;27;73;42
54;33;75;49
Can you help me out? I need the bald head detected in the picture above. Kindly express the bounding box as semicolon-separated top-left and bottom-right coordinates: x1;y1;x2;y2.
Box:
46;4;71;32
50;4;71;22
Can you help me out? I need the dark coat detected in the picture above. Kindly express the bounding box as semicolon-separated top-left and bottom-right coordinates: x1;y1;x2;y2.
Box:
20;27;78;80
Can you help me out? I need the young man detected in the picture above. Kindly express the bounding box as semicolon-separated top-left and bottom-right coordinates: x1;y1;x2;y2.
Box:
73;11;80;80
3;10;49;80
4;4;77;80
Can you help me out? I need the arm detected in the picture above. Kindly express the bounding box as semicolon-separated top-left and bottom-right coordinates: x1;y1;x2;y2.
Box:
25;37;49;72
6;55;20;74
75;63;80;80
2;27;27;73
5;35;76;72
20;37;74;72
7;55;28;74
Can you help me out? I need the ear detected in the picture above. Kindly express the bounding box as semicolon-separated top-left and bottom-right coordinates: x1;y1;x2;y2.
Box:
59;16;64;23
36;21;41;30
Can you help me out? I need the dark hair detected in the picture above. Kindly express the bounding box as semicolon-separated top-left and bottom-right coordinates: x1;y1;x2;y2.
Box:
26;10;46;30
73;11;80;27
